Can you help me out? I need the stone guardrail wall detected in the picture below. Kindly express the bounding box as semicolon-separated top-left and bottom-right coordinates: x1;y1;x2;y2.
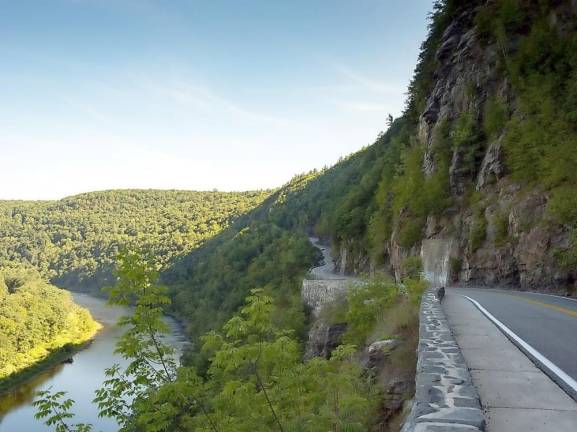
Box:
302;278;353;316
401;289;485;432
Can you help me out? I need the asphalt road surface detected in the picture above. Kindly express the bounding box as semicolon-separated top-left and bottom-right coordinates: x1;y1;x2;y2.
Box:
450;288;577;385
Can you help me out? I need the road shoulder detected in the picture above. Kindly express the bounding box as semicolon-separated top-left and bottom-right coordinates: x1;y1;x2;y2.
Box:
443;293;577;432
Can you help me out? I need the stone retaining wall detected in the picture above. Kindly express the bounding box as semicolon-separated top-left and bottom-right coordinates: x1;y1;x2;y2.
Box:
302;278;352;316
401;289;485;432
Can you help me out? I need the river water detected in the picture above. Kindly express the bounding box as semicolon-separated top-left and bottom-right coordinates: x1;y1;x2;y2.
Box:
0;292;188;432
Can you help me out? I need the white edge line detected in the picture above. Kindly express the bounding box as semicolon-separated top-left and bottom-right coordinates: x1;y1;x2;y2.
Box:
475;288;577;304
462;295;577;395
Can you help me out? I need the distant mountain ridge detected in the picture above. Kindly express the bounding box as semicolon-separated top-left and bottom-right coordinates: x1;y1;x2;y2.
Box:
0;189;270;292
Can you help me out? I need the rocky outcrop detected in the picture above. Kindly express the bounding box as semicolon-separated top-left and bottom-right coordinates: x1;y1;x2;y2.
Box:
363;339;400;370
475;138;506;190
305;321;347;360
334;240;371;276
385;2;576;293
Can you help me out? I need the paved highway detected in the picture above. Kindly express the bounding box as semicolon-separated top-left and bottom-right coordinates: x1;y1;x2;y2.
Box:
450;288;577;389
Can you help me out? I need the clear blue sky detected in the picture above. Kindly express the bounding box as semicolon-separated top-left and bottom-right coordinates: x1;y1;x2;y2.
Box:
0;0;434;200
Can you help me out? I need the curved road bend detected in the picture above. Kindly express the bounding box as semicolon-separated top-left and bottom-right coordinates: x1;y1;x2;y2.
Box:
444;288;577;432
308;237;355;280
451;288;577;384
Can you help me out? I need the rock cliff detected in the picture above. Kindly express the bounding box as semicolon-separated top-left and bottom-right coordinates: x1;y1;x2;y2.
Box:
331;0;577;296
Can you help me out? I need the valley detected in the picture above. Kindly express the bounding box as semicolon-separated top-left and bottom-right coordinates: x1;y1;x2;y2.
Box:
0;292;187;432
2;1;577;431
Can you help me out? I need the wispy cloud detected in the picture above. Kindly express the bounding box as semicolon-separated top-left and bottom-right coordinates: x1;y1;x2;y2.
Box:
132;74;294;126
334;64;404;95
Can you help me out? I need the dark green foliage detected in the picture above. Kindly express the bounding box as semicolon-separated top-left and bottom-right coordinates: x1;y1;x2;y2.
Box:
475;0;527;46
492;4;577;188
0;190;269;292
397;218;426;249
483;96;508;138
449;257;463;280
388;123;451;249
469;209;488;252
548;187;577;227
167;220;317;345
451;112;484;176
427;119;453;215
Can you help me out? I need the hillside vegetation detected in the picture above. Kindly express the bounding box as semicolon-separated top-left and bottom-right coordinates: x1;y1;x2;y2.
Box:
0;268;99;382
159;0;577;353
0;189;269;291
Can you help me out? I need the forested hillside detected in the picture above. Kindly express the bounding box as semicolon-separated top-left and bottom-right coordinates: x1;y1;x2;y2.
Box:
0;268;99;382
27;1;577;431
165;0;577;347
0;189;269;291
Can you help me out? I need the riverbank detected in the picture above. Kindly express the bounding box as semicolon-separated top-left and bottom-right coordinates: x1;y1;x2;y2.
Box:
0;324;101;397
0;292;186;432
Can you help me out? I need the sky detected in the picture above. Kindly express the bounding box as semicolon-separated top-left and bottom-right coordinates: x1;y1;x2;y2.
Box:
0;0;434;200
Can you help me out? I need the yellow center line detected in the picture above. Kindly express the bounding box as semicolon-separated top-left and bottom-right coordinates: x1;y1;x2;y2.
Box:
503;294;577;318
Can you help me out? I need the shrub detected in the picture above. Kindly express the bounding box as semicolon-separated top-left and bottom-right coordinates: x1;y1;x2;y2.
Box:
493;211;510;245
483;96;508;138
449;257;462;281
398;218;425;249
451;112;483;176
474;5;494;44
404;277;427;306
320;296;348;326
555;229;577;270
469;209;487;252
426;120;453;215
344;276;398;346
402;256;423;280
548;186;577;227
498;0;525;33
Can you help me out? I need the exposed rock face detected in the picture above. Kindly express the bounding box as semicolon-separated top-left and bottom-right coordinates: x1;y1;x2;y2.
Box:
381;378;414;430
476;138;506;190
363;339;400;371
416;4;575;292
305;321;347;360
334;240;371;276
334;3;576;294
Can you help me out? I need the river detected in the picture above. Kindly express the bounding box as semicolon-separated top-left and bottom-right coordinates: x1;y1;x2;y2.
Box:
0;292;188;432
